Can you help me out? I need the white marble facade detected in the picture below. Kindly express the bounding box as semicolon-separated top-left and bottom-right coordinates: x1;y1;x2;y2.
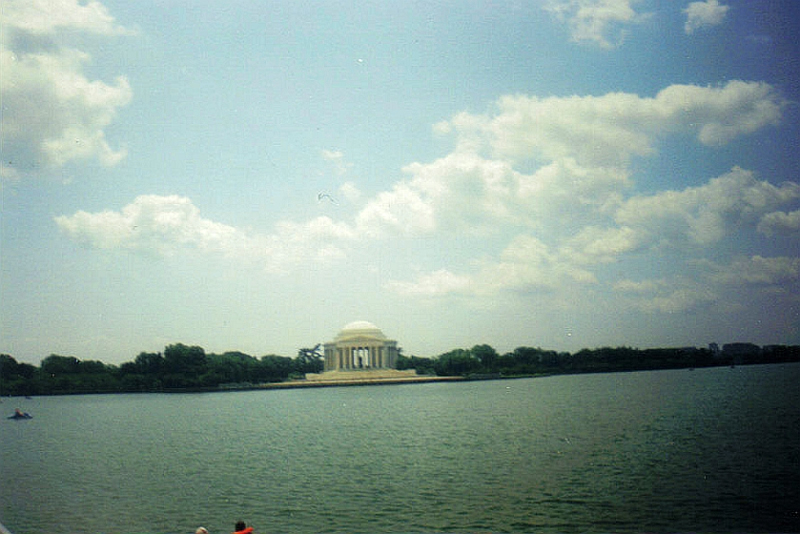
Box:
323;321;399;372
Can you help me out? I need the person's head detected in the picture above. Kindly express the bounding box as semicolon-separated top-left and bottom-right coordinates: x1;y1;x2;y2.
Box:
195;528;208;534
235;521;246;532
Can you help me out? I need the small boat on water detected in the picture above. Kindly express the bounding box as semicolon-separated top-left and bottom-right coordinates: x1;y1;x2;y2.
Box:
7;408;32;420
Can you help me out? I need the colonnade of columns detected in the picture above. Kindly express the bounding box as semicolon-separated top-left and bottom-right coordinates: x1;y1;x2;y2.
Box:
323;341;398;371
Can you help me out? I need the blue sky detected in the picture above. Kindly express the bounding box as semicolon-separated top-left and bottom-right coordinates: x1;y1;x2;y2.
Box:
2;0;799;365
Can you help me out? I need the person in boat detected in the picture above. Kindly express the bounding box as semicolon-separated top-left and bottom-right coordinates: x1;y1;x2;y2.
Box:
233;521;254;534
9;408;31;419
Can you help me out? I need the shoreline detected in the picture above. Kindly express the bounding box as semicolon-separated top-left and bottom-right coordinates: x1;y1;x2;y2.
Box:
258;374;465;389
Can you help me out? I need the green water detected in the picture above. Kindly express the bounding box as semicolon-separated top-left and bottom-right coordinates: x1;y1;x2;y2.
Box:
2;364;799;533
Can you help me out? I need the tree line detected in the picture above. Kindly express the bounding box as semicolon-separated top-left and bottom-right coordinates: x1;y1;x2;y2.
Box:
2;342;799;396
402;343;800;378
0;343;322;396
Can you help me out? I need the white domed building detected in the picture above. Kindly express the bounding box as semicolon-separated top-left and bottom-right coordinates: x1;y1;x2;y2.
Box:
323;320;400;372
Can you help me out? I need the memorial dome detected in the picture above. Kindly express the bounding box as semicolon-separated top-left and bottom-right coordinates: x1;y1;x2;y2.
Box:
335;320;387;342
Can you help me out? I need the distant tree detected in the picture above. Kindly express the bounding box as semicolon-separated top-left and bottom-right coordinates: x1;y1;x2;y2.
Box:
35;354;121;393
260;354;295;382
396;353;435;375
120;373;160;392
201;351;261;385
1;354;37;395
163;344;206;374
512;347;542;366
1;353;18;373
763;345;800;363
153;344;207;388
395;352;411;369
134;352;164;375
434;349;481;376
471;344;499;371
41;354;82;376
498;347;540;375
79;360;108;374
296;344;324;374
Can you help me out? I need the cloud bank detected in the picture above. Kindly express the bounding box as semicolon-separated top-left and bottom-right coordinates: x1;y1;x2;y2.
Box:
56;80;798;316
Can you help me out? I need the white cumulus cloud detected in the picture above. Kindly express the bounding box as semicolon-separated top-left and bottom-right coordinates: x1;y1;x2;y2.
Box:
757;209;800;236
481;234;598;291
616;167;800;246
385;269;472;297
55;195;247;256
683;0;730;34
629;285;718;314
442;81;785;167
2;0;133;35
55;195;357;273
615;254;800;314
1;0;133;178
703;255;800;286
544;0;645;49
355;152;629;239
613;274;721;314
388;234;598;299
384;164;799;301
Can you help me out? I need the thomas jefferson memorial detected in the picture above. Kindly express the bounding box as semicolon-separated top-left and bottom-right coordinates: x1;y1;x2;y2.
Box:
323;320;399;372
298;320;458;386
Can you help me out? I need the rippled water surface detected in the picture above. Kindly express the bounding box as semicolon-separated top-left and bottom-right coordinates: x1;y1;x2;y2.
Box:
2;364;799;533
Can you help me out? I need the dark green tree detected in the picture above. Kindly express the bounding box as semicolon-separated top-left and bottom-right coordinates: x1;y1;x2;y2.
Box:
471;344;499;371
260;354;295;382
163;344;206;373
396;353;435;374
296;344;324;374
134;352;164;375
1;354;37;396
41;354;81;375
434;348;481;376
160;344;207;388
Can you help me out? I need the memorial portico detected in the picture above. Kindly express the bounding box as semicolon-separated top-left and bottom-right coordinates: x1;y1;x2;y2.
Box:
323;320;399;372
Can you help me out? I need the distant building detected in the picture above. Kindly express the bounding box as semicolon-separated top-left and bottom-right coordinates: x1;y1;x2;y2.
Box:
323;320;399;372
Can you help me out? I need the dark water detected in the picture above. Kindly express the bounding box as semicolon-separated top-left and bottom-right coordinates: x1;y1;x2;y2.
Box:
1;364;799;534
